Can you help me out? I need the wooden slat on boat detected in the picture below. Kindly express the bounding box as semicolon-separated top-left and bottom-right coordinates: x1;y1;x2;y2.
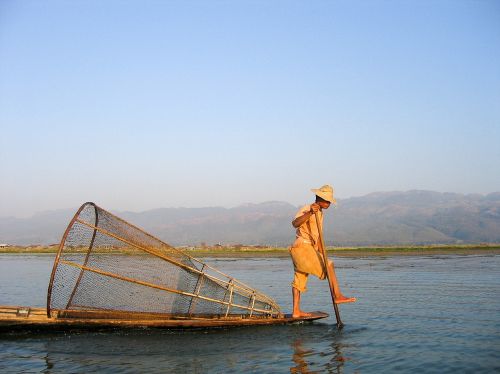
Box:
0;305;328;331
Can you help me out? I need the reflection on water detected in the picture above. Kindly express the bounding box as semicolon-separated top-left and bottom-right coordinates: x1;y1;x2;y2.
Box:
1;254;500;373
290;338;311;373
1;324;350;373
290;333;347;374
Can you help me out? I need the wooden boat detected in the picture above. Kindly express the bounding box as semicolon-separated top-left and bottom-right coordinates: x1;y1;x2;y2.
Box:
1;203;329;331
0;306;328;331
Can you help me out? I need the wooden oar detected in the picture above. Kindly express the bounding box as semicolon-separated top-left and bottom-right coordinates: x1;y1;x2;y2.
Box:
314;211;344;329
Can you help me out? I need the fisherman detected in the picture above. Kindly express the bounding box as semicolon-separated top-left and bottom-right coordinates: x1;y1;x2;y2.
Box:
290;185;356;318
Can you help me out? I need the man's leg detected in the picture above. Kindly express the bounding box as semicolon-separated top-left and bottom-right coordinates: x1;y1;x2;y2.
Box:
292;286;312;318
292;286;301;317
326;260;356;304
292;271;312;318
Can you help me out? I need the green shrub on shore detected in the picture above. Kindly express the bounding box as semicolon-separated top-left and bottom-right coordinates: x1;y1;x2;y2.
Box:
1;244;499;256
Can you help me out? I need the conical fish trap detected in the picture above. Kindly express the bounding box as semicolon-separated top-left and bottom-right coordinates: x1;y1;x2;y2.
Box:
47;202;281;319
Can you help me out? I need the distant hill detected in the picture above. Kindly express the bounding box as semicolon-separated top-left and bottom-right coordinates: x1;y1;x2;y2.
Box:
1;191;500;246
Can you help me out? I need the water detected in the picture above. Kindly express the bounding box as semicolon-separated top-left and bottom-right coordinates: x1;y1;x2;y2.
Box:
1;254;499;373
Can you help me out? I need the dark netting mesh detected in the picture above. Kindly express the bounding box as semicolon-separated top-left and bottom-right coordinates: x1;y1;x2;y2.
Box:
47;202;281;319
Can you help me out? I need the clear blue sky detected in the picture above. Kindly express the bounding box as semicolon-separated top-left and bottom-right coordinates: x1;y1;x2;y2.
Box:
1;0;499;217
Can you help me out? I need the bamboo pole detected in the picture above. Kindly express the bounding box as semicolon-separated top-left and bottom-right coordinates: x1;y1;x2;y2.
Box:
248;292;256;317
224;281;234;317
314;211;344;329
66;204;99;309
187;264;206;315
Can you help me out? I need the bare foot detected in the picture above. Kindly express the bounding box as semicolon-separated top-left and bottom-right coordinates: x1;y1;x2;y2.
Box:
335;296;356;304
292;311;313;318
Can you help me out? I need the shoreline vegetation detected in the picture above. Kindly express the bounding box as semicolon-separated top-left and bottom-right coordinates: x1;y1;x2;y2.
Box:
1;244;500;257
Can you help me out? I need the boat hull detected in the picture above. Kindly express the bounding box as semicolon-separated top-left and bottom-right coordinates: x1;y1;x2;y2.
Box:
0;305;328;331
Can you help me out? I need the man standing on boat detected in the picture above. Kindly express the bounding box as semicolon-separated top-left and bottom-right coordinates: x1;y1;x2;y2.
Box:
290;185;356;318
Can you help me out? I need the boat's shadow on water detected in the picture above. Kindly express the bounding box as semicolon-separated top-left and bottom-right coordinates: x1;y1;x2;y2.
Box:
1;322;367;373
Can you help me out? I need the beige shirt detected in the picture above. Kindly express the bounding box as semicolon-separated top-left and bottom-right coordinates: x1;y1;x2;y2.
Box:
294;204;323;248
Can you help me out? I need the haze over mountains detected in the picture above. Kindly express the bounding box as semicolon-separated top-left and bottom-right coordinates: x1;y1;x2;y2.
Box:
1;190;499;246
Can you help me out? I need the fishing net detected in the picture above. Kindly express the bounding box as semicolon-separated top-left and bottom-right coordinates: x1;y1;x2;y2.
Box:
47;202;281;319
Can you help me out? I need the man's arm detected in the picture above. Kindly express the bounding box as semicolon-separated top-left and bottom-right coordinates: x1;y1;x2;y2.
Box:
292;203;320;228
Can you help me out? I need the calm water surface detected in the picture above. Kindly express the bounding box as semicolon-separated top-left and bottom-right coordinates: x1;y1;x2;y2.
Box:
1;254;499;373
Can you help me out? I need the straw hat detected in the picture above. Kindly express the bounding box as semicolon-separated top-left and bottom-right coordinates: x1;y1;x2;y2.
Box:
311;184;337;204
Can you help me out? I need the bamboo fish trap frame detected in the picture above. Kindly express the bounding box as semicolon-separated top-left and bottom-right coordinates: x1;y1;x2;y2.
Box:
46;202;281;321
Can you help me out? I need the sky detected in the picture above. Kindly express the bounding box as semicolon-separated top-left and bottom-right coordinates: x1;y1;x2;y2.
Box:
1;0;499;218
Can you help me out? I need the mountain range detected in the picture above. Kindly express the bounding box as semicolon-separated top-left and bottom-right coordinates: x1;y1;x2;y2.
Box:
1;190;499;246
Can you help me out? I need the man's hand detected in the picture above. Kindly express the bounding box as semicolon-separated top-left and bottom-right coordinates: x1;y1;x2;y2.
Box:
293;203;320;228
310;203;320;214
